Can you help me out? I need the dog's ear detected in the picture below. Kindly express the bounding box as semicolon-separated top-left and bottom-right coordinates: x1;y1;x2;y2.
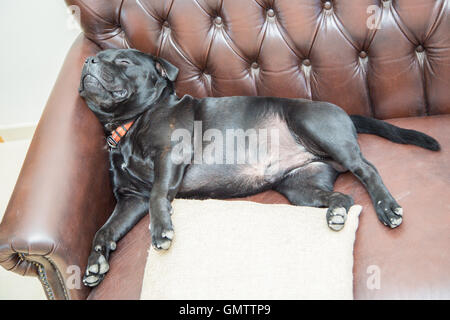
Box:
155;57;179;82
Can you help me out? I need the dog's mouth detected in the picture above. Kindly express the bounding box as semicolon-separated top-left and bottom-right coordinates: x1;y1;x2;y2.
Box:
79;74;128;100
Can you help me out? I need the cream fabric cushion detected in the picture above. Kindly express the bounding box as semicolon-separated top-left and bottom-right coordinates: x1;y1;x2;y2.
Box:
141;199;362;300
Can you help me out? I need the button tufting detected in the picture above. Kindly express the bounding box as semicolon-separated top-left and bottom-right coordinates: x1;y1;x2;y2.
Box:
251;62;259;69
163;21;169;28
214;16;223;25
302;59;311;67
416;45;425;53
267;9;275;17
323;1;332;10
359;51;368;58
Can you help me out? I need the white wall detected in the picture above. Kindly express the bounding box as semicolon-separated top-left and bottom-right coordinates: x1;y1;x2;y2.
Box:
0;1;80;127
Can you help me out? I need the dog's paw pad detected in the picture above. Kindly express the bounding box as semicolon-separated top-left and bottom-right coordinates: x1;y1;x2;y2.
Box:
87;264;99;274
155;239;172;250
83;274;104;287
97;255;109;274
86;254;109;275
389;216;402;228
162;230;174;240
394;207;403;217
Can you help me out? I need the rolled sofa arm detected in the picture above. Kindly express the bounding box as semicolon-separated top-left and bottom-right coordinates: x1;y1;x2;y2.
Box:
0;34;115;300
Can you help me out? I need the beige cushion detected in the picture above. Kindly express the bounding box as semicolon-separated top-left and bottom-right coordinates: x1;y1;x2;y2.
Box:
141;199;362;300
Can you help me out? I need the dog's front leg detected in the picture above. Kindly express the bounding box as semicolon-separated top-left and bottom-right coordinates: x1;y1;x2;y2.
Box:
150;151;187;250
83;196;148;287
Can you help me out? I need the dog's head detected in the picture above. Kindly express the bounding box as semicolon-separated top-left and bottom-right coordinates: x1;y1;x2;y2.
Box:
79;49;178;130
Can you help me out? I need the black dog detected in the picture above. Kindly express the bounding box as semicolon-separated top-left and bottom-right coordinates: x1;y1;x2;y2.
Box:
79;49;440;287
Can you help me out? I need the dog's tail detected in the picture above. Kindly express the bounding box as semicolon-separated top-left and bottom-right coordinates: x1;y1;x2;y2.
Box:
350;115;440;151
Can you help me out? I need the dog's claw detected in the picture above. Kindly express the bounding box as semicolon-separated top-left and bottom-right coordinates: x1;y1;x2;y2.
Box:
395;207;403;217
88;264;98;274
162;230;174;240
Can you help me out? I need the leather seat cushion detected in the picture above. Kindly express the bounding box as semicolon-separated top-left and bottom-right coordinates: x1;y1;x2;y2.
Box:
87;115;450;300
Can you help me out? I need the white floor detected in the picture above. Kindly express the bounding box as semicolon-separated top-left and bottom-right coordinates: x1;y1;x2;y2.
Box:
0;140;46;300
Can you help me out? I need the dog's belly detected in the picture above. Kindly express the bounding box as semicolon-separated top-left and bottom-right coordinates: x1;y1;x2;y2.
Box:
178;116;318;198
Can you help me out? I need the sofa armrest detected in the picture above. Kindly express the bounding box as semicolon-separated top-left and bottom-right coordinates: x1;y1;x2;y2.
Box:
0;34;115;300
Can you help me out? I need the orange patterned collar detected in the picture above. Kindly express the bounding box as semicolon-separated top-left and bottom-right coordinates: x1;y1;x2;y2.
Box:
107;121;135;148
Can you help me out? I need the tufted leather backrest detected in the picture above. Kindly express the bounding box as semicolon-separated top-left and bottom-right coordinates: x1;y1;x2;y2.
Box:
66;0;450;119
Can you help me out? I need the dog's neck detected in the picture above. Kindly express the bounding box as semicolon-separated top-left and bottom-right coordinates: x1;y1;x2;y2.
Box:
102;87;180;133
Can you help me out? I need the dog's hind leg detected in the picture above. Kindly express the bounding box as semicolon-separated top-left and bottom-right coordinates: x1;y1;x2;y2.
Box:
275;162;354;231
285;102;403;228
83;196;148;287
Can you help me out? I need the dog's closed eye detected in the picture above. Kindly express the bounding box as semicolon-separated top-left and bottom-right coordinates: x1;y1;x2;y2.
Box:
116;59;131;65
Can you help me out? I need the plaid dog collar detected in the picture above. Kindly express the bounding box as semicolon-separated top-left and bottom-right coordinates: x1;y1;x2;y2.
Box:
107;121;135;148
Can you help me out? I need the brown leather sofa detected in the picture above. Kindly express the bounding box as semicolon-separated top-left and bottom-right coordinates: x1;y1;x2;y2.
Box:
0;0;449;300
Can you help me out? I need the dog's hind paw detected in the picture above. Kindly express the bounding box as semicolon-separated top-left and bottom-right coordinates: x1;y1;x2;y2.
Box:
376;199;403;228
327;207;348;231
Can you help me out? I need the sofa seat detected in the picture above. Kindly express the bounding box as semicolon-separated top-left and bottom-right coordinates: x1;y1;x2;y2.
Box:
87;115;450;300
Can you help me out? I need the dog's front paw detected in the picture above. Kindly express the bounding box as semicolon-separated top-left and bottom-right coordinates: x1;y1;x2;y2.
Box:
150;222;174;251
83;240;116;287
375;198;403;228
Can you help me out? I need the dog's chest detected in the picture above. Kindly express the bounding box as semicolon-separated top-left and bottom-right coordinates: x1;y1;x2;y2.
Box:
110;147;154;195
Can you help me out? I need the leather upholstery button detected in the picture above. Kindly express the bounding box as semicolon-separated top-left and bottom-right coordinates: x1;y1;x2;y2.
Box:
324;1;332;10
267;9;275;17
214;16;222;25
162;21;169;28
302;59;311;66
251;62;259;69
359;51;368;58
416;45;425;53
